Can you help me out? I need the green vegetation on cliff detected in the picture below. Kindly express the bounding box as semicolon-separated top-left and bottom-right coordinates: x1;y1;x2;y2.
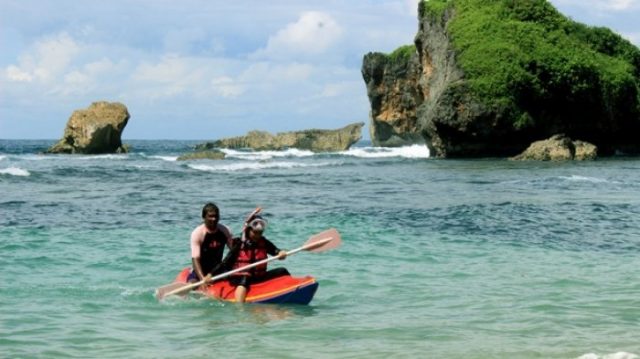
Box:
422;0;640;134
388;45;416;64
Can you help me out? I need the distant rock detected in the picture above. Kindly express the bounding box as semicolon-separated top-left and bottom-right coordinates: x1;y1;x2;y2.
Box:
197;122;364;152
510;134;597;161
177;150;226;161
46;102;130;154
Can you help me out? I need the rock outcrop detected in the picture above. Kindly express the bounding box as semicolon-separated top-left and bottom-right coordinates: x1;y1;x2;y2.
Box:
46;102;130;154
177;150;226;161
362;0;640;158
362;47;425;147
510;134;597;161
196;122;364;152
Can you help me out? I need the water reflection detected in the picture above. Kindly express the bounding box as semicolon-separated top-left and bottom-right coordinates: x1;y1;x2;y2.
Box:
235;303;317;324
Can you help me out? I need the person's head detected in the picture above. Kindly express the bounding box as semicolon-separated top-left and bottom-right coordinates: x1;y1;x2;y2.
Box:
202;202;220;230
246;216;267;239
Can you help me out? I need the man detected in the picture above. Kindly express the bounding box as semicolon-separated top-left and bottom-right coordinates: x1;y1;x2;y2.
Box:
189;202;233;288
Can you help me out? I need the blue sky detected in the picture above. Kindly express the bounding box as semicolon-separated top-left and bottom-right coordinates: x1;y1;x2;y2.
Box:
1;0;639;140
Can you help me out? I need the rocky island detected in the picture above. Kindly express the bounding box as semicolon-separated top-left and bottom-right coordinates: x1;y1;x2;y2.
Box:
362;0;640;158
196;122;364;152
46;101;130;154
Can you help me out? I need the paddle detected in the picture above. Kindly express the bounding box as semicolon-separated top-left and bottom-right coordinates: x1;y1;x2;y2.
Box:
156;228;341;300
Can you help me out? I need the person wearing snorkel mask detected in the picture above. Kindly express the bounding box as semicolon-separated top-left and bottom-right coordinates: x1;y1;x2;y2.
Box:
222;214;288;303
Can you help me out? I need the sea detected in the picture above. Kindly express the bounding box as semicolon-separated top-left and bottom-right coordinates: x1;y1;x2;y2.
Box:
1;139;638;359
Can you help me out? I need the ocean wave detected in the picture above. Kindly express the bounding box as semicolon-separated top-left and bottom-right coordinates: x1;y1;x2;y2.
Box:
560;175;610;183
0;167;30;176
15;154;49;161
188;161;336;172
4;153;129;161
149;155;179;162
221;148;315;160
76;154;128;160
0;155;6;161
342;144;430;158
578;352;638;359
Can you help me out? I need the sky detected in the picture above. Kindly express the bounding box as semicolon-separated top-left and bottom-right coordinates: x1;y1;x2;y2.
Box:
1;0;639;140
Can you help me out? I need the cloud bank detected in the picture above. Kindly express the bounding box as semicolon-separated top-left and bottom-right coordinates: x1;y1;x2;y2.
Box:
0;0;638;139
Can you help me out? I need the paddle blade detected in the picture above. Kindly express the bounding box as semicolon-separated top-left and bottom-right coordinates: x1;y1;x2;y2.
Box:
155;282;191;300
304;228;341;252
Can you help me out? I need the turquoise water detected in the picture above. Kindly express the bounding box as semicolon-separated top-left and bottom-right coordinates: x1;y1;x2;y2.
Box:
1;140;639;359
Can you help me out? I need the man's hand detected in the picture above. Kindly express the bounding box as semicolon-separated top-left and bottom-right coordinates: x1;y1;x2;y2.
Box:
200;273;212;290
277;250;287;260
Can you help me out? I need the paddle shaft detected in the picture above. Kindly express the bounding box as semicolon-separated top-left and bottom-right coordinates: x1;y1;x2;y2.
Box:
162;236;333;297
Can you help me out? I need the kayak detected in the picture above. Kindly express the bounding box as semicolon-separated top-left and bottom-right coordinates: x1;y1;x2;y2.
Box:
173;268;319;305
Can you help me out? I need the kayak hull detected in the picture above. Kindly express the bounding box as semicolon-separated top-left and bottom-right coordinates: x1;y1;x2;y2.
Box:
174;268;319;305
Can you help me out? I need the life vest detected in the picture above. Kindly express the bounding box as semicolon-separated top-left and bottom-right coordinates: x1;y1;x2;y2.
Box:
200;230;228;274
232;237;269;277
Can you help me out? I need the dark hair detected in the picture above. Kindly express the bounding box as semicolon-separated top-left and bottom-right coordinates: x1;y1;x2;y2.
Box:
201;202;219;218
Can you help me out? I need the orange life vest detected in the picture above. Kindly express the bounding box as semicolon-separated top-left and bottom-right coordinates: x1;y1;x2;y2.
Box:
232;238;268;277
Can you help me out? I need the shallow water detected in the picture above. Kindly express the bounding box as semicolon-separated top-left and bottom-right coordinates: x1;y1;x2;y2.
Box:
1;140;639;358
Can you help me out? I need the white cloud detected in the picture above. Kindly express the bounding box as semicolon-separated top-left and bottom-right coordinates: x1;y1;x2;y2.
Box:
131;55;210;98
211;76;244;98
600;0;637;10
63;71;89;85
6;32;81;83
251;11;343;60
552;0;639;11
320;82;351;98
241;62;313;83
6;65;33;82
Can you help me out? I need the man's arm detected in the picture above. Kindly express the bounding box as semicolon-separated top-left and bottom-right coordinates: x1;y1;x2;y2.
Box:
192;257;207;281
190;225;207;281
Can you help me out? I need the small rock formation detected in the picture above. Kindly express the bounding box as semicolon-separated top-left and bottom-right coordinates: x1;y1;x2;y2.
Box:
511;134;597;161
197;122;364;152
177;150;226;161
46;102;130;154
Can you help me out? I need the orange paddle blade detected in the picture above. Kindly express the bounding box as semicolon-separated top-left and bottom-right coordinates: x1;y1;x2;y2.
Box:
155;282;192;300
304;228;341;252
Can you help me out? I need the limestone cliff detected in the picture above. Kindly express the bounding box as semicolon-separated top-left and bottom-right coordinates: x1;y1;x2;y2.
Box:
46;102;130;154
362;47;424;146
362;0;640;158
196;122;363;152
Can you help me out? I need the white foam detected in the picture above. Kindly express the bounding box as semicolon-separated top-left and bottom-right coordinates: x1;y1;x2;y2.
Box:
0;155;6;161
0;167;30;176
221;148;315;161
578;352;638;359
342;144;430;158
561;175;609;183
76;154;128;160
188;161;334;172
19;154;49;161
151;155;178;162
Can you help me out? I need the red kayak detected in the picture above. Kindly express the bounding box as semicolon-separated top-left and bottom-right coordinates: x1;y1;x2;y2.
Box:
173;268;319;305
